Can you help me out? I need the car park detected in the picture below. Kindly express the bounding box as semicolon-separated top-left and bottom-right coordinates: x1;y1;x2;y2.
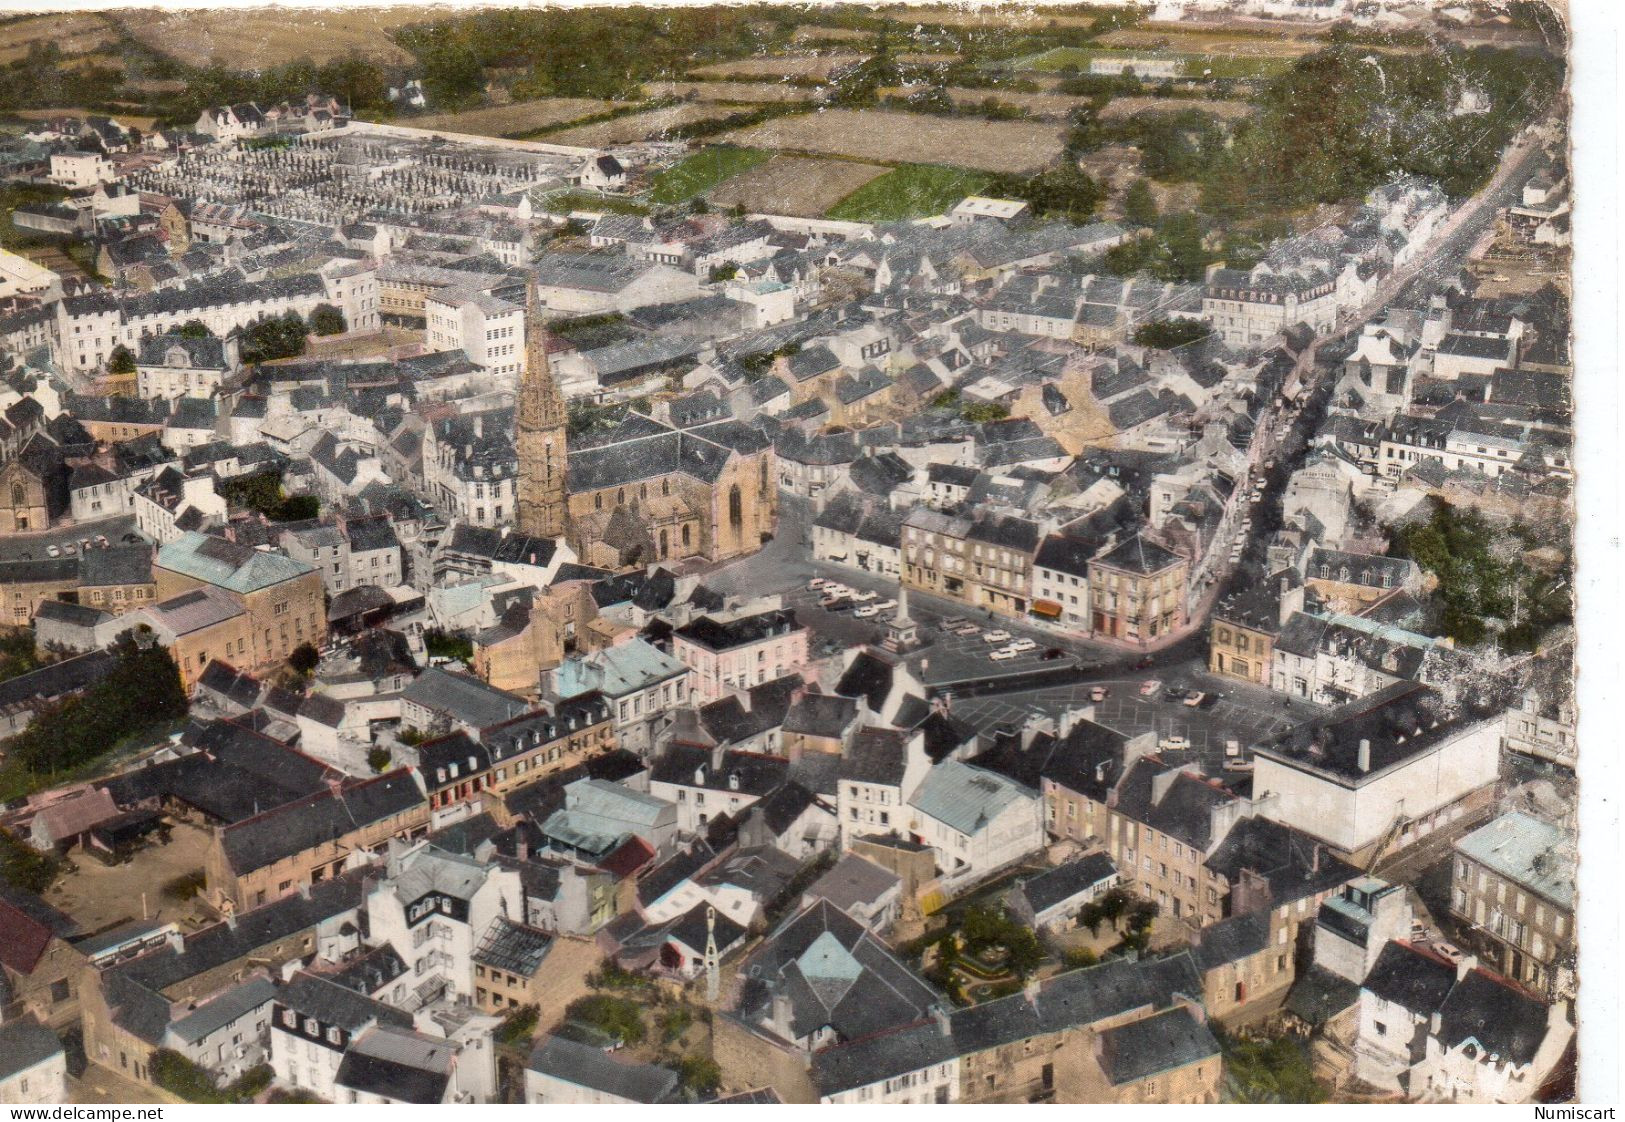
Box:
1139;679;1162;696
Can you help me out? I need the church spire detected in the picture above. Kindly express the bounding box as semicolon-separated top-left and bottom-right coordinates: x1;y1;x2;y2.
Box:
515;279;568;539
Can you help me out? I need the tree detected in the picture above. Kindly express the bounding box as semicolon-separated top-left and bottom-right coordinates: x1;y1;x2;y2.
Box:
309;304;346;336
1133;318;1211;349
0;831;59;894
1220;1031;1328;1103
677;1056;721;1095
240;311;309;364
1124;178;1159;229
367;747;392;774
176;320;213;338
8;634;187;778
108;345;136;375
564;994;645;1045
288;643;320;675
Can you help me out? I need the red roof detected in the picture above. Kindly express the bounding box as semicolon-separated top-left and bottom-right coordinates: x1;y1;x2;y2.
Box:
0;899;54;975
597;835;656;880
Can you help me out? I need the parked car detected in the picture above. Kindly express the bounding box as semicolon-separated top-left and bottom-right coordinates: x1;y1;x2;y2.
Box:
1090;686;1110;702
990;647;1019;661
1183;691;1206;708
1198;692;1222;710
1432;941;1465;965
1158;735;1190;751
1139;679;1162;696
808;577;828;590
1224;738;1242;757
94;535;109;548
954;626;981;637
851;590;878;603
875;599;897;612
941;616;968;628
62;542;77;555
819;595;850;610
853;604;880;619
1162;685;1188;702
1041;648;1065;661
983;630;1012;644
1222;758;1254;773
1009;638;1037;652
46;545;60;557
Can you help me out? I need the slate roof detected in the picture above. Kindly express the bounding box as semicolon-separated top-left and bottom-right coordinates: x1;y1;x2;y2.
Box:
0;1017;63;1081
1453;812;1574;910
1095;1006;1219;1085
1362;940;1458;1014
217;769;423;875
735;899;940;1045
526;1035;680;1103
165;975;277;1045
335;1034;451;1105
277;969;415;1033
1016;852;1118;916
402;666;529;729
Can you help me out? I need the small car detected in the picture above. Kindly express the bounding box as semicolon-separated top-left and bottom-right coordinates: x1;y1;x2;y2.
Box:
853;604;880;619
818;594;848;609
1432;941;1465;965
1183;691;1206;708
46;545;60;558
1090;686;1110;702
990;647;1019;661
1159;735;1191;751
1009;638;1037;652
1041;648;1065;661
850;590;878;603
62;542;77;555
1222;757;1254;772
94;535;109;548
983;630;1012;644
1163;685;1188;702
1198;693;1222;710
1139;679;1162;696
953;625;981;637
941;616;968;628
875;599;897;612
808;577;828;590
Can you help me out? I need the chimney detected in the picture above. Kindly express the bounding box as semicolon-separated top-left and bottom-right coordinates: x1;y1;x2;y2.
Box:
931;1004;950;1036
1430;1011;1442;1034
1023;977;1040;1007
1357;739;1371;773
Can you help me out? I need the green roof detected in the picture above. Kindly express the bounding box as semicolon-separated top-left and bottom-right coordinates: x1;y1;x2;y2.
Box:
156;531;316;594
1454;811;1574;910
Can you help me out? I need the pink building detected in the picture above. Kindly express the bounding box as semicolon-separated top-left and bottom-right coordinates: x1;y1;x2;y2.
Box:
671;608;809;702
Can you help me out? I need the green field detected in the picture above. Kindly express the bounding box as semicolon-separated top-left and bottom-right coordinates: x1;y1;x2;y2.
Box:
826;163;994;222
1007;45;1290;79
647;146;774;204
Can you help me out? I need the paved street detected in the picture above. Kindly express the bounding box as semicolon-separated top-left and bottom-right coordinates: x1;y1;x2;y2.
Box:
0;514;144;562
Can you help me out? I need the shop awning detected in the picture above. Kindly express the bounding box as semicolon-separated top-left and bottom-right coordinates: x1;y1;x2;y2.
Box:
1031;600;1064;620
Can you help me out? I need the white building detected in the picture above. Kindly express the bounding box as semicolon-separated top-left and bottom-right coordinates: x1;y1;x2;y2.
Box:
906;759;1044;886
0;1018;67;1105
365;844;526;1007
425;290;524;381
50;150;114;188
1251;692;1501;865
524;1035;678;1104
